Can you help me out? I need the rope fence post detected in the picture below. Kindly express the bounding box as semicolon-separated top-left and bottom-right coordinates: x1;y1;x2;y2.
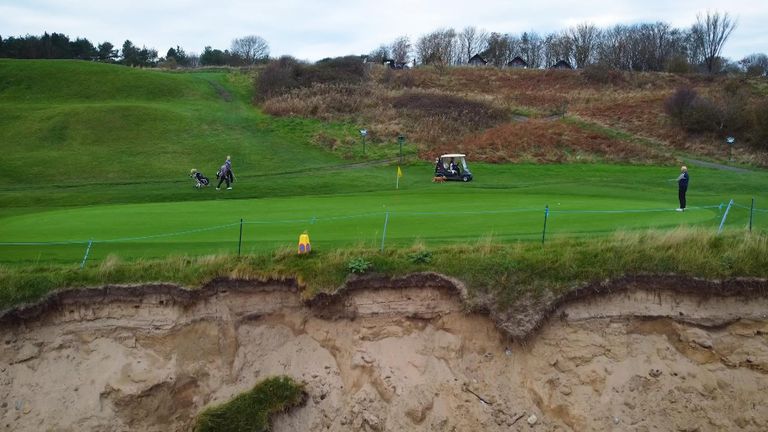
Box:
80;239;93;269
718;199;734;235
380;211;390;252
238;218;243;257
749;198;754;232
541;205;549;244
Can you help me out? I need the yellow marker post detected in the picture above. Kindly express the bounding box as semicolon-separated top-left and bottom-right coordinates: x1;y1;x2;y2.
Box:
298;232;312;254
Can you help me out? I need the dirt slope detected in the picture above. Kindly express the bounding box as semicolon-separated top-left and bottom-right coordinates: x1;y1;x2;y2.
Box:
1;275;767;431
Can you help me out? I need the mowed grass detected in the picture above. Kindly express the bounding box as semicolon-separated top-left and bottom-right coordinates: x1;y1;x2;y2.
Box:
1;162;766;264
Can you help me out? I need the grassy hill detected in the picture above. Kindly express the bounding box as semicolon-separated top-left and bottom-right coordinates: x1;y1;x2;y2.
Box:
0;59;358;193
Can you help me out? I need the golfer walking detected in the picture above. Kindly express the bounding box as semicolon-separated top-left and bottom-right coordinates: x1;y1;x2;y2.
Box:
216;155;235;190
676;166;689;211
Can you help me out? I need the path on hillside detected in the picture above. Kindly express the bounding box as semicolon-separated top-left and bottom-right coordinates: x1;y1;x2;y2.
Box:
684;158;754;173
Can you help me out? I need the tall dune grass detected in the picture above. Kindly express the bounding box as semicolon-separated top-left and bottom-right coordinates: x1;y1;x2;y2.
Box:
1;228;765;311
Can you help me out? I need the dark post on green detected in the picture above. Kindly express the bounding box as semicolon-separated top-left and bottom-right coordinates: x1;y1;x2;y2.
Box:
238;218;243;256
397;134;405;163
541;205;549;244
360;129;368;155
749;198;755;232
727;136;735;162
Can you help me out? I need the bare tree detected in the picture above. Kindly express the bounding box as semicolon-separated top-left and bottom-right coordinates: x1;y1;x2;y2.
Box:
691;11;737;73
597;24;631;69
544;31;574;67
458;26;489;63
390;36;412;64
740;53;768;76
368;45;390;63
415;28;457;67
520;32;544;68
569;23;600;68
483;32;517;67
231;35;270;65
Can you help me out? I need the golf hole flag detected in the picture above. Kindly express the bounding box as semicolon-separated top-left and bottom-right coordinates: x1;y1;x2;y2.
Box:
298;232;311;254
396;166;403;189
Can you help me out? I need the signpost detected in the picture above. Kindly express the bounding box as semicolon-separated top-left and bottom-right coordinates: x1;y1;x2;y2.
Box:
727;136;735;161
359;129;368;154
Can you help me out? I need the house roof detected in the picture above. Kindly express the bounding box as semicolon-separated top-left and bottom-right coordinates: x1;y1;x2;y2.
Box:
551;59;573;69
468;54;487;64
507;56;528;65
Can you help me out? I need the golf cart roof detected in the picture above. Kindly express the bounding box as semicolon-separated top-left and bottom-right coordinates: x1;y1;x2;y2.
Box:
440;153;466;159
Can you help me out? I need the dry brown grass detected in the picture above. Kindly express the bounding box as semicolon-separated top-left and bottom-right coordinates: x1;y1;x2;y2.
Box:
258;64;768;165
426;118;663;163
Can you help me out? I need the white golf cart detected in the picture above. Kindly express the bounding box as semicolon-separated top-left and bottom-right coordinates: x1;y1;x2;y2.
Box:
434;153;473;182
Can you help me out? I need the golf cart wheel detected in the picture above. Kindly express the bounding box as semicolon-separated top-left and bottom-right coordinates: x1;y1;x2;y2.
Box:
462;176;470;182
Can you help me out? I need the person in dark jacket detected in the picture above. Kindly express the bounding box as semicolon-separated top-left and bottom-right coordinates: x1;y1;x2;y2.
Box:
449;158;460;175
676;166;689;211
216;155;234;190
434;158;445;176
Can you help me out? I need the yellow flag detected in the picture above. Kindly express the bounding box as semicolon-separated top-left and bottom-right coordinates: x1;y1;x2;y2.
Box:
397;166;403;177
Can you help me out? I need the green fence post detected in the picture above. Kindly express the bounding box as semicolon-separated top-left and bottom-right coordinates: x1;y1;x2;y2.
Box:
749;198;755;232
381;211;390;252
80;239;93;269
238;218;243;257
541;205;549;244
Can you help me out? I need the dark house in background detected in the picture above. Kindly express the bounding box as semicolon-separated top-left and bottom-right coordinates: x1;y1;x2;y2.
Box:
468;54;487;66
550;59;574;69
383;59;409;69
507;56;528;68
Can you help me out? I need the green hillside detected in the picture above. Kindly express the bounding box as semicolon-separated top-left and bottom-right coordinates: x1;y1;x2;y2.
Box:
0;59;351;192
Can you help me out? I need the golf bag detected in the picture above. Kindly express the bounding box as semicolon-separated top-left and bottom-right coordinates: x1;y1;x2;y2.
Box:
191;171;210;188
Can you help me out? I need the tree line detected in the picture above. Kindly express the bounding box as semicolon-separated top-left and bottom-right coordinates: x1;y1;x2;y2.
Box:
369;11;767;76
0;32;270;68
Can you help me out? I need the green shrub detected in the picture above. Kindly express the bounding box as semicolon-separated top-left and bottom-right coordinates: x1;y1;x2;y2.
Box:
407;250;432;264
347;257;372;274
194;376;305;432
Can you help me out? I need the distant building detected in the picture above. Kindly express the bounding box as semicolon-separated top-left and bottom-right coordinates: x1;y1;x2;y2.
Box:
550;59;574;70
468;54;488;66
507;56;528;68
383;59;409;69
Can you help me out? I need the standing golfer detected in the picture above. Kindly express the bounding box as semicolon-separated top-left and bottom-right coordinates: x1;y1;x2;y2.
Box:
676;165;689;211
216;155;235;190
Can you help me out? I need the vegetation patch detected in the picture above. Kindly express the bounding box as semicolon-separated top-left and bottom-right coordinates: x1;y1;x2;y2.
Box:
194;376;305;432
256;62;768;165
2;229;766;311
442;117;662;163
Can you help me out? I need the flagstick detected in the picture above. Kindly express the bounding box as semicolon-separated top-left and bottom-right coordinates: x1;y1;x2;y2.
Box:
396;174;400;189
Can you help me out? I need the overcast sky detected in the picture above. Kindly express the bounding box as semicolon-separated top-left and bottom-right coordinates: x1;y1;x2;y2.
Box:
1;0;766;61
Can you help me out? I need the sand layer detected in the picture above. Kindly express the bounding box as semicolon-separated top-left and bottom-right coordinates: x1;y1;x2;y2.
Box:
1;277;767;431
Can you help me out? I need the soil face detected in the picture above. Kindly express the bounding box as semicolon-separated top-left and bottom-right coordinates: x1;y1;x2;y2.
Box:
1;280;767;431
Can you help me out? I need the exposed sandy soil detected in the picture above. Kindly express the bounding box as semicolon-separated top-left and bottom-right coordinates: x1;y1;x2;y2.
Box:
1;276;767;431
